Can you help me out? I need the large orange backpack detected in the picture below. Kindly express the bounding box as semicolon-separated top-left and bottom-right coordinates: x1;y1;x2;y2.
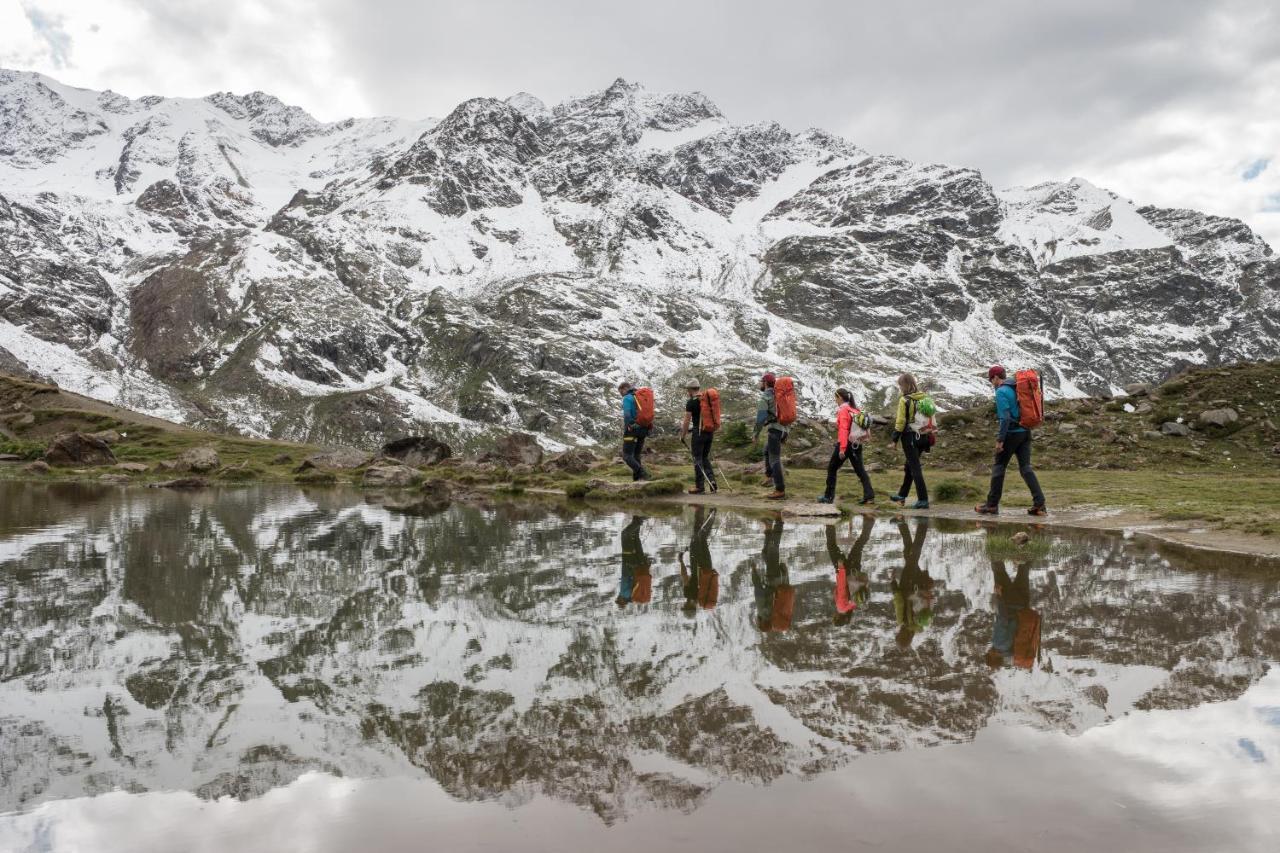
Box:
699;388;722;433
1015;369;1043;430
770;585;796;631
634;387;655;429
774;377;797;426
698;570;719;609
632;569;652;604
1012;607;1042;670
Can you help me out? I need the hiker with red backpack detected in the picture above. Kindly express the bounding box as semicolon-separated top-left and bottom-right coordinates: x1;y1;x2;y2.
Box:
680;379;720;494
984;557;1040;669
679;506;719;615
753;372;794;500
615;515;651;608
889;373;933;509
617;382;652;482
752;517;794;632
974;366;1047;516
818;388;875;505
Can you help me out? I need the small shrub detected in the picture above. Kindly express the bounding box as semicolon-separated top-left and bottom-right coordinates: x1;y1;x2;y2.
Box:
745;445;765;463
564;479;592;499
934;479;980;503
719;421;753;449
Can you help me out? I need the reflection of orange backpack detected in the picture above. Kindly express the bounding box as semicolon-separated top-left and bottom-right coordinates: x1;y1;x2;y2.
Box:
1012;608;1041;670
698;570;719;609
770;585;796;631
774;377;797;426
632;570;652;604
699;389;721;433
1015;370;1043;430
634;387;655;428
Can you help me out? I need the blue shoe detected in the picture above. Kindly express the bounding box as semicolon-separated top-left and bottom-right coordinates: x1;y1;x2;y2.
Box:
911;500;930;510
816;495;833;504
889;494;906;505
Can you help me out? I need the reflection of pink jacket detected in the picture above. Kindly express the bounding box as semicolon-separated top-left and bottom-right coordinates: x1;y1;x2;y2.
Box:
835;563;856;614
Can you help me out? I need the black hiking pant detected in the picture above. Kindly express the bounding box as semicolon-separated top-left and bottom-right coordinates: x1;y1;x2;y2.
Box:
986;430;1045;508
690;432;716;490
766;429;785;493
993;560;1031;608
824;443;874;501
622;427;649;481
898;434;928;502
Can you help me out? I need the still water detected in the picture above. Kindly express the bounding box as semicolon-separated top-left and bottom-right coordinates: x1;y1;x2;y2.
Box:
0;483;1277;853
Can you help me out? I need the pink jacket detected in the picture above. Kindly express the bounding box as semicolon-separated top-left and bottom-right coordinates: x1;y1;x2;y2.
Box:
835;564;856;614
836;403;867;453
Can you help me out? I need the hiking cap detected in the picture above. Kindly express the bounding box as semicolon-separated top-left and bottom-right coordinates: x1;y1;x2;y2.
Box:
684;378;700;389
987;365;1006;380
761;372;776;387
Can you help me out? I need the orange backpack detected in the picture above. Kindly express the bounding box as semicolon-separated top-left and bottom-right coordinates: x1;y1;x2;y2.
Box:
770;585;796;631
634;387;655;429
774;377;797;426
632;569;652;604
698;570;719;609
1012;607;1042;670
699;389;722;433
1015;370;1043;430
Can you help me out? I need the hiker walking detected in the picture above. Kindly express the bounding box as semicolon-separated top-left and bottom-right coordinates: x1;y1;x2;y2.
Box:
818;388;876;505
617;382;651;482
889;373;932;509
616;515;651;607
753;372;787;500
974;365;1047;516
829;515;875;625
891;518;935;648
985;557;1041;669
679;379;718;494
679;506;719;614
752;518;795;632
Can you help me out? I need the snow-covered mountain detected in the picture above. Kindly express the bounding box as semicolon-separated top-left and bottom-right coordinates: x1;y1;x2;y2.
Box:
2;69;1277;446
2;489;1276;820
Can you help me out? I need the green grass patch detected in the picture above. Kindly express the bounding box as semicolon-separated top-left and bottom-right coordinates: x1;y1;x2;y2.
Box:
218;466;265;482
638;477;684;497
0;438;44;460
986;534;1052;560
564;479;591;499
934;479;981;503
294;470;338;485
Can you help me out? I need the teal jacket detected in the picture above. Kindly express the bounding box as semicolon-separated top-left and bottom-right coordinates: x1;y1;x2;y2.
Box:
996;379;1026;441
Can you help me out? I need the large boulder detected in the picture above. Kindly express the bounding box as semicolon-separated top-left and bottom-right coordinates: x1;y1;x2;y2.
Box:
177;445;220;473
363;461;422;488
544;447;597;474
1198;408;1238;427
480;432;543;467
44;432;117;467
1161;421;1191;437
302;447;374;470
382;435;452;467
1123;383;1152;397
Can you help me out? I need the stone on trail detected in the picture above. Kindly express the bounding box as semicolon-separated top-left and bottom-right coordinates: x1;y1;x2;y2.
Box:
1059;423;1079;434
176;446;220;473
1011;531;1031;546
1143;430;1165;441
1123;383;1152;397
480;432;543;467
363;462;422;488
1161;422;1191;437
304;447;375;470
115;462;150;473
544;447;596;474
1198;408;1238;427
23;460;51;474
382;436;451;467
44;432;117;466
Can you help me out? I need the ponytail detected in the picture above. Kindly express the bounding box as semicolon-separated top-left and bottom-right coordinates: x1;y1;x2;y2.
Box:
835;388;854;406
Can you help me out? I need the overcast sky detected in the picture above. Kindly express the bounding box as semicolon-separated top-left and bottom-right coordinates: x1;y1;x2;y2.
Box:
3;0;1279;244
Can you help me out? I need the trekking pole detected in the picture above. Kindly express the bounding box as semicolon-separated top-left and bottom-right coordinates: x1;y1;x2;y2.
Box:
683;434;719;494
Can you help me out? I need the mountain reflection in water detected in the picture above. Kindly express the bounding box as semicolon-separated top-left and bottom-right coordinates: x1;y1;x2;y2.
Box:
1;483;1277;851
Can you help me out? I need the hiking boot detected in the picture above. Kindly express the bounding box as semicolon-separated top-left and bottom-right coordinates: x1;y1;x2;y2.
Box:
889;494;906;505
858;497;876;506
1028;505;1048;516
765;491;786;501
911;500;930;510
816;495;833;504
687;487;705;495
974;504;999;515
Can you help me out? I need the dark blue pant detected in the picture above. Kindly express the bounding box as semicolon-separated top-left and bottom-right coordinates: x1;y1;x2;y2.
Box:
898;435;928;502
986;430;1045;507
622;428;648;481
691;432;716;490
766;429;785;492
825;444;874;501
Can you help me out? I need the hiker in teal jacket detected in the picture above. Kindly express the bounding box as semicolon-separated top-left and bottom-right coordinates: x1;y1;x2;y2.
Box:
975;366;1046;516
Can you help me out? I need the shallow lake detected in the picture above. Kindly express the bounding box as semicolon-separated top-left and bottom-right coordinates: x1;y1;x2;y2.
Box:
0;482;1277;853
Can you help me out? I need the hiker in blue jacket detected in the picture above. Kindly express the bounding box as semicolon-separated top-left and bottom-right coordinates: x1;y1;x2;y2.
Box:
975;365;1046;516
618;382;649;482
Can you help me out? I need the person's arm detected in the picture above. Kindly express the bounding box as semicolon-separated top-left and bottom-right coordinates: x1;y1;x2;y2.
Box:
995;386;1013;445
837;407;851;454
892;396;906;442
753;393;768;440
680;410;691;441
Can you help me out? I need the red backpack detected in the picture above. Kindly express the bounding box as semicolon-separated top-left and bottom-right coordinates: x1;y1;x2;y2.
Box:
774;377;797;426
770;585;796;631
633;387;655;429
1015;370;1043;430
698;570;719;609
632;569;652;604
1012;608;1042;670
699;389;722;433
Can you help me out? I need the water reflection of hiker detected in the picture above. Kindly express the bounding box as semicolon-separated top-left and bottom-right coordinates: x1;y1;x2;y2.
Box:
679;507;719;615
986;558;1041;669
752;518;795;632
616;516;651;607
891;518;935;647
829;515;875;626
